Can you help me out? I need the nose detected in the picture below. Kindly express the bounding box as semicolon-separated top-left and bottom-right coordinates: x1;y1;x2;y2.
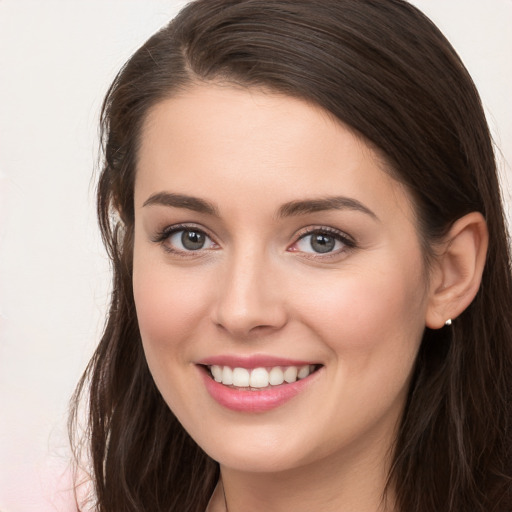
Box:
211;250;288;339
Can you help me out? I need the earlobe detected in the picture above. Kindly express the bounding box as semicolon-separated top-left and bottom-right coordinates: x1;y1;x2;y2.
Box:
425;212;488;329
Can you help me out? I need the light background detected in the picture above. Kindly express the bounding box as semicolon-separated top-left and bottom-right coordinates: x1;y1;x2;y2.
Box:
0;1;511;511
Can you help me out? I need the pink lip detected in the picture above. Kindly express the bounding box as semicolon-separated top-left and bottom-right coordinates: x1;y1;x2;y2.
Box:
197;363;323;413
197;354;316;369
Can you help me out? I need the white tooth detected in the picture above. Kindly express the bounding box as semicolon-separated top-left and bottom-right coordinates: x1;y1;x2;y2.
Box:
298;365;311;379
269;367;284;386
309;364;316;373
250;367;269;388
232;367;250;387
211;365;222;382
222;366;233;385
283;366;298;383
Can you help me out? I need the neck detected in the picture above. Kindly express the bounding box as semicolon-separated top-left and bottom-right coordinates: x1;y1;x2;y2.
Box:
217;434;397;512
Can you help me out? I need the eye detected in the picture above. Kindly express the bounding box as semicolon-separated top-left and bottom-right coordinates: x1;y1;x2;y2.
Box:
169;229;210;251
153;225;218;254
289;228;355;256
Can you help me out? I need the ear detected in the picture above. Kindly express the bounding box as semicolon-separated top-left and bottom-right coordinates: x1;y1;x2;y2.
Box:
425;212;488;329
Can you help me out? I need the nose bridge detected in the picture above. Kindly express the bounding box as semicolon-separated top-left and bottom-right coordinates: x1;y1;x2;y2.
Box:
213;243;287;337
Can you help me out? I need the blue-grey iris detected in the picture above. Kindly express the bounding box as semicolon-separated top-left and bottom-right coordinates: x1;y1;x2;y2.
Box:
311;233;335;253
182;230;205;250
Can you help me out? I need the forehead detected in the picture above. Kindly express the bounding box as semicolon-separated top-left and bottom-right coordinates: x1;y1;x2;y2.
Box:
135;84;415;225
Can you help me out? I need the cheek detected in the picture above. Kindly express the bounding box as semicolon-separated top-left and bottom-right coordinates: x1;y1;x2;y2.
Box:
132;252;213;365
300;260;427;439
132;256;215;421
296;255;428;365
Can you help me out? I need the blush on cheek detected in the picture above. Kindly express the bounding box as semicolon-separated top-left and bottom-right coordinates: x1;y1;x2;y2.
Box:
299;269;425;352
135;285;191;344
133;263;215;358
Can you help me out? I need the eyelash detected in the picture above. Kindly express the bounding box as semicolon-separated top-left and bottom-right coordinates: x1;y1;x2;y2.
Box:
151;224;356;258
290;226;356;259
151;224;218;256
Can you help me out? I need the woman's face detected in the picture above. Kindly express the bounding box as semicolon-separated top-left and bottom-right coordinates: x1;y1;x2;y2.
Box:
133;84;433;474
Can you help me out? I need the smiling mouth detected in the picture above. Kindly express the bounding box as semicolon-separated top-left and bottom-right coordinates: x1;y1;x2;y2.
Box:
204;364;322;390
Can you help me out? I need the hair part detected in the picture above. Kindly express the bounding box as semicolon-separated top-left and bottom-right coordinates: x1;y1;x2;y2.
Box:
70;1;512;510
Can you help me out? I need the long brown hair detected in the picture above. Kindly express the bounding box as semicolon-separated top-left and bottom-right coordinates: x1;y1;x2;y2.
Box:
70;1;512;510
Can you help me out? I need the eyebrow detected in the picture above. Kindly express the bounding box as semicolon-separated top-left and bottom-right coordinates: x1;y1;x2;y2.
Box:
142;192;220;216
142;191;378;221
277;196;378;220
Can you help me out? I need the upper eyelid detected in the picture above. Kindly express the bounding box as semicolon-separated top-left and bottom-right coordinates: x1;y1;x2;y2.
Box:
294;225;355;243
157;223;213;238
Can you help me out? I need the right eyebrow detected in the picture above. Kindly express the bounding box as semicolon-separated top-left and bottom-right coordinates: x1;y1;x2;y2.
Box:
142;192;220;217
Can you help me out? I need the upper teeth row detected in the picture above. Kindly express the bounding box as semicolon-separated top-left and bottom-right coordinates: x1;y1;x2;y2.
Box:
209;365;315;388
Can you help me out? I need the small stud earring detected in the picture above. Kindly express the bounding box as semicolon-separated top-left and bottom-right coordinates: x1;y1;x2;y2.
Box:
445;319;452;326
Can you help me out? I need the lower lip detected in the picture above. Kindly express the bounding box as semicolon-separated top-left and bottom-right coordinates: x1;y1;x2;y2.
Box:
199;367;321;413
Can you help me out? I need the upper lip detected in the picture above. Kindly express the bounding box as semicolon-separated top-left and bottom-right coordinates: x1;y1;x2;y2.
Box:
196;354;320;369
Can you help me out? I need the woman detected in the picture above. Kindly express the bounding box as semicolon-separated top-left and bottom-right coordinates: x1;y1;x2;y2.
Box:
70;0;512;510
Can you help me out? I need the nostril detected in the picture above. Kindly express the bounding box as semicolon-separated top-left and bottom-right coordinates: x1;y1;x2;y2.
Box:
212;316;287;339
211;274;288;336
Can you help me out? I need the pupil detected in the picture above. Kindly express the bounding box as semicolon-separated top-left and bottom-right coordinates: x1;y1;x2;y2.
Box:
311;234;335;253
181;230;205;250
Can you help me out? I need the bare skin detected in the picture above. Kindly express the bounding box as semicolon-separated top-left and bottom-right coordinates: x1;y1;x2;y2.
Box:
133;84;488;512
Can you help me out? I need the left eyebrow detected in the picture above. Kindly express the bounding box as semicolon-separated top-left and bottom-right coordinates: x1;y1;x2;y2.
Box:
277;196;379;221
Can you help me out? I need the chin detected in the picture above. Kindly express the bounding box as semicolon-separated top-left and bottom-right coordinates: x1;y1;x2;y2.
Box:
211;448;305;474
